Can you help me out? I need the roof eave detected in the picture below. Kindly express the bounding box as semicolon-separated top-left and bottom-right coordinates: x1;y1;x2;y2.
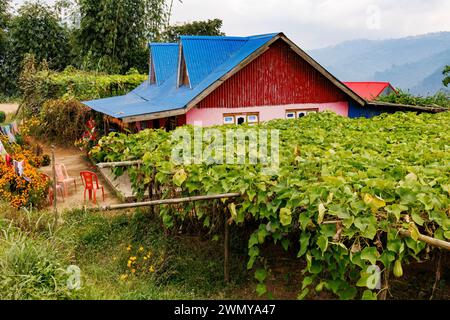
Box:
121;108;186;124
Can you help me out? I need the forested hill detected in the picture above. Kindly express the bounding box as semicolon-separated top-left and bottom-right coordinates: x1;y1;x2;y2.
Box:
309;32;450;96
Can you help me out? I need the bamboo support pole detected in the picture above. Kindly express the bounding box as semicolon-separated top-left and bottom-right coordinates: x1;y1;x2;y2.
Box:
398;230;450;251
321;219;450;251
97;160;143;169
98;193;241;211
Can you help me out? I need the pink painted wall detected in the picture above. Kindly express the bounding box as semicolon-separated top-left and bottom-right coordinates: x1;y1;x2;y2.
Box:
186;102;349;127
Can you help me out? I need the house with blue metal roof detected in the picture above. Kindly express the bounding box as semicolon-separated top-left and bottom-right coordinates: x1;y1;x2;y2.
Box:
83;32;435;131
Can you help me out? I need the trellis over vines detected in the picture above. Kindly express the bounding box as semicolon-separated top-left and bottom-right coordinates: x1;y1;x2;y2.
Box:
92;160;450;286
90;112;450;299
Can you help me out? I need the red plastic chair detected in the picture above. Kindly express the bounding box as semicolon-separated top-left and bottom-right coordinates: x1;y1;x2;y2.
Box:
80;171;105;204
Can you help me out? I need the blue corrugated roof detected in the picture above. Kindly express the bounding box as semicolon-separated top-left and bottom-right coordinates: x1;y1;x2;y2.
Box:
181;36;248;87
83;33;280;119
150;43;178;85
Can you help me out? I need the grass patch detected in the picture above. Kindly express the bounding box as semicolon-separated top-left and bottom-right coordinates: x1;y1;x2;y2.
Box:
0;204;250;300
0;222;78;300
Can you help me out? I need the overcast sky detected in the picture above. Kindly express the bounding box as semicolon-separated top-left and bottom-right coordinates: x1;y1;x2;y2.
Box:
12;0;450;49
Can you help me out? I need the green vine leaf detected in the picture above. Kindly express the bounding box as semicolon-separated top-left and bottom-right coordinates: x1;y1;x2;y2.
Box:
255;269;267;283
173;168;187;187
318;203;326;224
256;283;267;297
280;208;292;227
362;290;378;300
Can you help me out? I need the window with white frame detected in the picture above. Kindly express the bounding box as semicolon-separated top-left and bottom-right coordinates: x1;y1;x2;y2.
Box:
223;116;235;125
286;109;319;119
286;112;296;119
247;114;259;123
223;113;259;125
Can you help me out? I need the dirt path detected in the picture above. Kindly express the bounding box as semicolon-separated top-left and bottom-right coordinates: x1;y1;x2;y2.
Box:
39;144;120;211
0;104;19;114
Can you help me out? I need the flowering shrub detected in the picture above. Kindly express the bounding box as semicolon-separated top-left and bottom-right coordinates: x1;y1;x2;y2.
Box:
0;136;48;208
0;161;48;208
0;135;46;168
20;117;42;139
75;119;98;153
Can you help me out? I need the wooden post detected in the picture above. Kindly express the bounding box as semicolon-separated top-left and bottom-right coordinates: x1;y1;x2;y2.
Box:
224;205;230;284
379;268;390;300
51;145;58;216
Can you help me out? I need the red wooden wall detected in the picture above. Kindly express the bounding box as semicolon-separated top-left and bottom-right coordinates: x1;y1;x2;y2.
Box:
197;39;347;109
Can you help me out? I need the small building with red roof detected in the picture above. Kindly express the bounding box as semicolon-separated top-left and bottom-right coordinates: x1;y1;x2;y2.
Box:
343;82;397;101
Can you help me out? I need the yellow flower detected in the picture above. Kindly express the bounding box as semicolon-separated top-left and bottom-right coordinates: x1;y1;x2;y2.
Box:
144;257;148;260
120;274;128;281
131;269;136;274
139;247;144;252
126;245;132;252
149;266;155;273
127;261;132;268
130;256;137;261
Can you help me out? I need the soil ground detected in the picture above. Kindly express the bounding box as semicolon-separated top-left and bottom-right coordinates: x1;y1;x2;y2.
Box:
0;103;19;114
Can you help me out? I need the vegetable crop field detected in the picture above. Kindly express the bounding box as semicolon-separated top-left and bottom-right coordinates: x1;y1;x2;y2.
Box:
92;111;450;300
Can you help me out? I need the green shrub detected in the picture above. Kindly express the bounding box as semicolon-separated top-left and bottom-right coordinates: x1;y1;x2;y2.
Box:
19;57;147;117
38;98;91;144
378;89;450;108
0;111;5;123
42;67;147;101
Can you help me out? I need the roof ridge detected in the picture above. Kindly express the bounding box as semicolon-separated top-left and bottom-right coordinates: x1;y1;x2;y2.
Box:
344;81;391;84
180;35;248;41
149;43;178;46
179;33;279;41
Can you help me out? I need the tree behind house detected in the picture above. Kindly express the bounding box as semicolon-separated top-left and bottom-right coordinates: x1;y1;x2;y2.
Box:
163;19;225;42
74;0;168;74
1;2;70;95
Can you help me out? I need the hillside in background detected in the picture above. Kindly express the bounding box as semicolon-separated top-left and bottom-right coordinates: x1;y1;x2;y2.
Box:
309;32;450;96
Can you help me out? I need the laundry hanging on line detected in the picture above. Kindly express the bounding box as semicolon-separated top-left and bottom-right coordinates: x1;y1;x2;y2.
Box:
0;124;32;182
13;160;25;177
0;122;20;143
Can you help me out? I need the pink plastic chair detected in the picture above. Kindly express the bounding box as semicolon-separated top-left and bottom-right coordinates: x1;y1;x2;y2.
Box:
55;163;77;196
80;171;105;204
